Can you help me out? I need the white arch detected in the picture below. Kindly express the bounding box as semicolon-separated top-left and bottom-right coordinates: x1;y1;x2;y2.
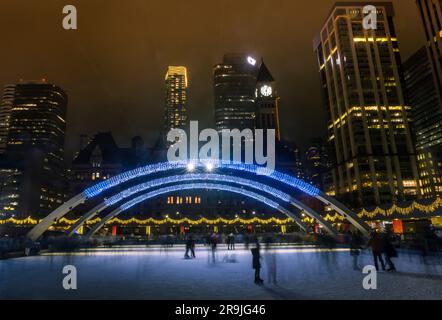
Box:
67;174;337;236
86;183;310;237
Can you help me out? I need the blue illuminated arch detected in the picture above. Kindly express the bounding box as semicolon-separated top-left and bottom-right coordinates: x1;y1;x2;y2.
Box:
27;161;369;241
67;174;336;236
83;160;320;198
86;183;309;237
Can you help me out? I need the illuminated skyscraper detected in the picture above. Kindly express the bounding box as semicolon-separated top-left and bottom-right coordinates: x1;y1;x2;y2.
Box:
0;81;68;218
214;54;259;131
416;0;442;103
404;47;442;197
0;86;15;153
164;66;188;133
314;2;420;207
410;1;442;197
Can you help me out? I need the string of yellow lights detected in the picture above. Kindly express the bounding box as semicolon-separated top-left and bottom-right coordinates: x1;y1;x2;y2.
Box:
2;197;441;227
357;197;442;219
0;216;294;226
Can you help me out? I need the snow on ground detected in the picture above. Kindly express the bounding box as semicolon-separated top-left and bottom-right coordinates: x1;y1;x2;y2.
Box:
1;244;442;300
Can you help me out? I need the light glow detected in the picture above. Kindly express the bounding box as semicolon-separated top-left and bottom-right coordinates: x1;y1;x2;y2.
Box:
247;56;257;66
186;162;195;172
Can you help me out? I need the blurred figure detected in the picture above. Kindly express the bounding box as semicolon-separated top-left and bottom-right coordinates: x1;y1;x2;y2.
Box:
244;234;250;250
251;238;263;284
210;233;218;263
349;230;363;270
382;232;397;272
185;236;196;259
205;234;211;247
227;233;235;250
367;231;385;271
264;237;277;284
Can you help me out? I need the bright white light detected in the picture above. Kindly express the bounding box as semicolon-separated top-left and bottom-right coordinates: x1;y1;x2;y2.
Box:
187;162;195;172
247;56;256;66
205;163;214;172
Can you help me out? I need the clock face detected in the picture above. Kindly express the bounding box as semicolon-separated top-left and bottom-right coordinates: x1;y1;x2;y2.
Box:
260;85;272;97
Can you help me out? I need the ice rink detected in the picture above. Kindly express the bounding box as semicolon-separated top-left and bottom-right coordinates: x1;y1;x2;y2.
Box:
1;244;442;299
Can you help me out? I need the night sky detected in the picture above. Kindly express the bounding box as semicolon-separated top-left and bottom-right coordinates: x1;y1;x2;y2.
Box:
0;0;425;160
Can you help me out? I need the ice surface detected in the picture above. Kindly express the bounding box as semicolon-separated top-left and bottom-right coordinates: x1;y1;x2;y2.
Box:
1;244;441;300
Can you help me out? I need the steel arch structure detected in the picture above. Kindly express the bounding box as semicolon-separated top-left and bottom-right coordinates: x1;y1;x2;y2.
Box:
27;160;370;241
66;174;337;236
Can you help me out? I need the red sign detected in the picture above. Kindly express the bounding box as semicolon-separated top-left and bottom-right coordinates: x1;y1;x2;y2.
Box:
393;220;404;234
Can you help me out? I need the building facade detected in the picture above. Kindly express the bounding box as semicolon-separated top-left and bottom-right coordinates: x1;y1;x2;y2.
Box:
214;54;259;131
164;66;188;133
304;138;331;190
314;2;420;208
254;60;281;141
404;46;442;197
0;81;68;218
416;0;442;104
70;132;151;195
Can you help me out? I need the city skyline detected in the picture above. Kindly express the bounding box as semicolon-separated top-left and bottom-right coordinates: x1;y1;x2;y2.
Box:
2;1;442;303
0;0;424;159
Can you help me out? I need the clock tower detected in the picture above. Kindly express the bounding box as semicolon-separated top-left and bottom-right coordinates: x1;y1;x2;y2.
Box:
255;60;280;141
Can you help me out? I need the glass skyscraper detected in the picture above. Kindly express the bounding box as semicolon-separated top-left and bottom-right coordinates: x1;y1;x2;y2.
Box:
416;0;442;103
0;81;68;218
214;54;259;131
314;2;420;208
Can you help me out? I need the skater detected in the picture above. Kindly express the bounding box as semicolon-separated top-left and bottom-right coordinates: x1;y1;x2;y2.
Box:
185;236;195;259
210;233;218;263
349;230;363;270
383;232;397;272
251;239;263;284
264;237;277;284
227;233;235;250
367;230;385;271
244;234;250;250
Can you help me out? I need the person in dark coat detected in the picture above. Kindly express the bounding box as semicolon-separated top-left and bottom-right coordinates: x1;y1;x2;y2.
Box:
185;236;195;259
251;239;263;284
382;232;397;271
349;230;363;270
367;231;385;271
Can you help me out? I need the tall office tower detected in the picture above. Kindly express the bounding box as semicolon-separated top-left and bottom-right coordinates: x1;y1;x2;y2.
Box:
404;47;442;197
413;1;442;197
313;2;420;208
164;66;188;133
0;86;15;153
214;54;259;131
416;0;442;102
0;81;68;218
254;60;281;141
